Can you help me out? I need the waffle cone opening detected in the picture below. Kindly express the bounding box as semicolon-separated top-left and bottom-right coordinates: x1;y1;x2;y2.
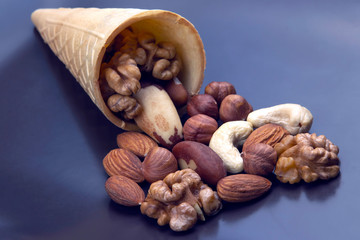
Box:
32;8;205;131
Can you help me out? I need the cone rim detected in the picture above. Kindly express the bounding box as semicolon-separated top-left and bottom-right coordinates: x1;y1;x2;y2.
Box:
95;9;206;131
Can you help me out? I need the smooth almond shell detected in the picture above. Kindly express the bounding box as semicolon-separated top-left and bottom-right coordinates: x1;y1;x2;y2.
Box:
142;147;178;183
105;175;145;206
117;132;158;157
103;148;144;183
243;123;290;152
217;174;272;202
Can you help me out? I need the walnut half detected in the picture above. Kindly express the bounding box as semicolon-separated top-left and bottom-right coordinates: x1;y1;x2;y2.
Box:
274;133;340;184
100;28;182;120
140;169;222;232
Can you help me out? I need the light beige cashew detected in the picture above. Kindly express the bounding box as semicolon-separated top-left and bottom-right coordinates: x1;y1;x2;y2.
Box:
209;121;253;173
247;103;313;135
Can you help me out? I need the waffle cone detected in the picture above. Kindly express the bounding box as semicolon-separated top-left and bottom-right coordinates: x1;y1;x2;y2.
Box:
31;8;205;131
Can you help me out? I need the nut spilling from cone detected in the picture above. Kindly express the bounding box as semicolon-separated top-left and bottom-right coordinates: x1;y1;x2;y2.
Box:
99;27;183;120
31;8;206;148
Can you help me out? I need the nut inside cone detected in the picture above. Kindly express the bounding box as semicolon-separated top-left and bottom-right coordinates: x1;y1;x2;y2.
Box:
96;10;206;131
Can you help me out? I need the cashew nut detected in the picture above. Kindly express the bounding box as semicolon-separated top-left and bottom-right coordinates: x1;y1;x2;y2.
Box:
246;103;313;135
209;121;253;173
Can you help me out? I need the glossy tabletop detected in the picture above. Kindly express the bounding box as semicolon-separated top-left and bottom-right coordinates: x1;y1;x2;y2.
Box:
1;0;359;239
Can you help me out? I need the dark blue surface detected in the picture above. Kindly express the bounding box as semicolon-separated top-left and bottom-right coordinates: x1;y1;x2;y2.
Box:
1;1;360;239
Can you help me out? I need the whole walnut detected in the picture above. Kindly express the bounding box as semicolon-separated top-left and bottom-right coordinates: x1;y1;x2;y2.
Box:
274;133;340;184
140;169;222;232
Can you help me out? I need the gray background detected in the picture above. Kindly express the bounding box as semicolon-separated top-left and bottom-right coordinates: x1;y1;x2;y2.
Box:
1;0;359;239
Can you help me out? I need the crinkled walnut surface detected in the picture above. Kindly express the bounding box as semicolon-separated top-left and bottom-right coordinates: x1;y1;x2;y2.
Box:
99;28;182;120
140;169;222;232
274;133;340;184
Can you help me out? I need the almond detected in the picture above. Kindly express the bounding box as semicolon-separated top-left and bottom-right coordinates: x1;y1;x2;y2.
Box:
216;174;271;202
142;147;178;183
243;123;290;152
105;175;145;207
117;132;158;157
103;149;144;183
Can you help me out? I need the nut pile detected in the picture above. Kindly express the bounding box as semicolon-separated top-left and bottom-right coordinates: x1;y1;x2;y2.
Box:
99;27;184;121
100;29;340;232
100;27;188;149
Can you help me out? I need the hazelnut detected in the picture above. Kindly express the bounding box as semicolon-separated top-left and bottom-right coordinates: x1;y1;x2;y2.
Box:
164;77;189;108
183;114;218;145
205;81;236;105
187;94;218;119
242;143;277;176
219;94;252;122
142;147;178;183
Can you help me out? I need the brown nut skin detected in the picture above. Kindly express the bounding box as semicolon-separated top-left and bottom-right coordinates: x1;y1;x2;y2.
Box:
183;114;218;145
117;132;158;157
105;175;145;207
274;133;340;184
172;141;227;186
219;94;253;122
140;169;222;232
243;123;290;153
217;174;272;202
164;77;189;108
205;81;236;105
103;148;144;183
242;143;277;176
187;94;219;120
142;147;178;183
